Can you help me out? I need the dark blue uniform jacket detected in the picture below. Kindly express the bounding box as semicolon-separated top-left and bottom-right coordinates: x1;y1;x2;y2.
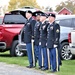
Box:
47;22;60;48
23;17;36;44
34;21;41;46
40;21;49;48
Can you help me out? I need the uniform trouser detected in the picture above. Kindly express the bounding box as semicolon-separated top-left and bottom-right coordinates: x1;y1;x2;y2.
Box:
49;48;57;71
57;45;62;66
38;45;42;67
34;45;39;60
26;43;33;67
35;45;43;67
41;47;48;69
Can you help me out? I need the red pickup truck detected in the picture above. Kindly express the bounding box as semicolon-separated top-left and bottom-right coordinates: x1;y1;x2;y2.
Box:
0;6;39;56
0;13;27;57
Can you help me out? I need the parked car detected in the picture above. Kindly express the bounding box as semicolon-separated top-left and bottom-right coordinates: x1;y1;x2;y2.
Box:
18;15;75;60
68;29;75;59
0;13;26;56
0;6;37;57
55;15;75;60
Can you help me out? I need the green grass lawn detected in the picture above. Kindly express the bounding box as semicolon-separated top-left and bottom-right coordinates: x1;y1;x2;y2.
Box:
0;51;75;75
0;51;29;66
56;60;75;75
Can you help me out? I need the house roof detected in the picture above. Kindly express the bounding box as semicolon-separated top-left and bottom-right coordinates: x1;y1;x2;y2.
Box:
58;7;72;14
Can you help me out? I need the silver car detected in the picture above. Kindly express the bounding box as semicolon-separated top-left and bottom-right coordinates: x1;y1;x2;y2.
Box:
18;15;75;60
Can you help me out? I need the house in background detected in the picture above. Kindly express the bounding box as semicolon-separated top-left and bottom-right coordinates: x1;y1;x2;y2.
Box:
58;7;72;15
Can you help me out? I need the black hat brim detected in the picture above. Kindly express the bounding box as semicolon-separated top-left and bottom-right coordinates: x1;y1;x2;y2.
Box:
33;11;44;16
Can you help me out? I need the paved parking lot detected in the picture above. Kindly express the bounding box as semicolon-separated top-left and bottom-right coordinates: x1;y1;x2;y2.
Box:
0;62;56;75
0;62;47;75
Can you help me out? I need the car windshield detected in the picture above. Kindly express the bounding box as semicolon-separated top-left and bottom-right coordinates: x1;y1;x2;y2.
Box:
3;14;27;24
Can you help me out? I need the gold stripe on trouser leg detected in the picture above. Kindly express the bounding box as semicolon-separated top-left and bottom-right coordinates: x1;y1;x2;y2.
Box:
31;40;35;66
56;48;58;71
47;48;50;69
41;49;44;67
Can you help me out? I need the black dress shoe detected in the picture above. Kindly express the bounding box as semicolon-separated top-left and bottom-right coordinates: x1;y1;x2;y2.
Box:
38;66;42;69
26;66;34;68
41;67;48;71
59;62;62;66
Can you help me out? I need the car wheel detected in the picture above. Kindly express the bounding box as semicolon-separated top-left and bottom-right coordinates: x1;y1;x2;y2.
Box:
61;42;73;60
10;40;25;57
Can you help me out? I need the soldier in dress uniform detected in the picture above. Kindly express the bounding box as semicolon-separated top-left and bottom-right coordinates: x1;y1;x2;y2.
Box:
33;11;42;68
39;12;49;70
23;10;36;68
47;13;60;72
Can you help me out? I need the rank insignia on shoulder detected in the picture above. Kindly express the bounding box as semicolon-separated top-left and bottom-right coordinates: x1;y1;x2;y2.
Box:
56;29;59;33
50;26;53;30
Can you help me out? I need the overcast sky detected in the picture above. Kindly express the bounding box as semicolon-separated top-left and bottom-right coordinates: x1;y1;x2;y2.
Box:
0;0;67;9
37;0;67;9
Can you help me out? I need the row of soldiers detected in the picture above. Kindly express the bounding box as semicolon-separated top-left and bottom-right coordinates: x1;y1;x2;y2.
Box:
22;10;61;73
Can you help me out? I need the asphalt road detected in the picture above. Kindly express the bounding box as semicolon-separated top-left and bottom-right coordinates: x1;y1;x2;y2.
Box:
0;62;47;75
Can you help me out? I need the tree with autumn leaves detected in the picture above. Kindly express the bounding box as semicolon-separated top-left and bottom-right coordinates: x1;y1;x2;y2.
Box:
55;0;75;14
8;0;40;11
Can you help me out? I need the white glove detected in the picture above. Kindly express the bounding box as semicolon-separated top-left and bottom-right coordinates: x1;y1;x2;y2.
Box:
46;43;47;46
31;39;34;42
54;44;57;48
39;42;41;45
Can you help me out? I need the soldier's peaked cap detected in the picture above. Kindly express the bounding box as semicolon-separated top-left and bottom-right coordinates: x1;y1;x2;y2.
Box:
26;10;33;14
40;12;48;18
33;11;44;16
48;13;56;18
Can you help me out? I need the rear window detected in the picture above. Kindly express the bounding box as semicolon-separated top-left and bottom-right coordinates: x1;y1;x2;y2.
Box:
73;18;75;27
56;19;72;27
3;14;27;24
